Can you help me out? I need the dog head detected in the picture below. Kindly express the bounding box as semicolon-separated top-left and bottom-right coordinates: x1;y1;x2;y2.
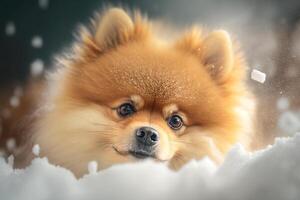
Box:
33;8;253;176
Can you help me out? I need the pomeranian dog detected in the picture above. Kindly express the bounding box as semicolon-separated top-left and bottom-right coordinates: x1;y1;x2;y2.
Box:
0;8;254;177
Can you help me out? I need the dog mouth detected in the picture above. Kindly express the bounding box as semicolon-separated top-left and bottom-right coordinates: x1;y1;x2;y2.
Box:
113;146;156;159
128;150;155;159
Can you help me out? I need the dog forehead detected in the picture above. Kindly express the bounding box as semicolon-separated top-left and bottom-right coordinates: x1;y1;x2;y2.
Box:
100;44;211;100
108;62;198;102
77;42;221;112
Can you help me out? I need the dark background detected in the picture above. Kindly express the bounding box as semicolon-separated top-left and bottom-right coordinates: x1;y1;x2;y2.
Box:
1;0;300;148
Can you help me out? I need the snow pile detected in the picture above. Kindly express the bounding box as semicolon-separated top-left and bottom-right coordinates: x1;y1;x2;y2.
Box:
1;134;300;200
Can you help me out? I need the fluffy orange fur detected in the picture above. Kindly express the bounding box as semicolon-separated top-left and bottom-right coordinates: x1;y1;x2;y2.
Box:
3;8;254;177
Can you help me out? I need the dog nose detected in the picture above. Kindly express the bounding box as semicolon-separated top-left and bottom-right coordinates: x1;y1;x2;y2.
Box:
135;126;159;146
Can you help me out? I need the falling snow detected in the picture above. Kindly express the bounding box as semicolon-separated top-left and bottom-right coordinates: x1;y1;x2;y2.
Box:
5;22;16;36
38;0;49;10
31;36;43;48
277;97;290;111
9;96;20;108
30;59;44;77
6;138;16;152
251;69;266;83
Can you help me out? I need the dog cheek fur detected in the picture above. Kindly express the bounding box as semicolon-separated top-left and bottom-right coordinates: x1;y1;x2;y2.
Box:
31;104;131;176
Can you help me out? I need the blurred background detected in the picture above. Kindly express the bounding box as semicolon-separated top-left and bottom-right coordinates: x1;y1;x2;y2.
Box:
0;0;299;149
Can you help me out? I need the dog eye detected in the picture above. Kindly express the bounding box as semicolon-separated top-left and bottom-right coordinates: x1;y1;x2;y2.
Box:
167;114;183;130
117;103;136;117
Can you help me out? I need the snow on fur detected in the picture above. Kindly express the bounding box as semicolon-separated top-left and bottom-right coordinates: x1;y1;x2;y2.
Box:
1;134;300;200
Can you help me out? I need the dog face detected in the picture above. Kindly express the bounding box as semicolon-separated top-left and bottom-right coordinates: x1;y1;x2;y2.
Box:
32;8;253;177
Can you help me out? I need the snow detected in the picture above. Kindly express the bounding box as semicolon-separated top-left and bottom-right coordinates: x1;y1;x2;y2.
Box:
38;0;49;10
32;144;40;156
6;138;16;152
251;69;266;83
87;161;98;175
278;111;300;135
277;97;289;111
7;155;14;167
30;59;44;77
31;36;43;48
0;150;4;157
1;134;300;200
9;96;20;108
5;22;16;36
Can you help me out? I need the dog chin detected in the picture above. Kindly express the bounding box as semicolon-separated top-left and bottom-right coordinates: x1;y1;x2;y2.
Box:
112;145;168;162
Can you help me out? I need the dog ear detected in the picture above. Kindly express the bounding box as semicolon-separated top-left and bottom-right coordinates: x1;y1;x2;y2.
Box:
200;30;234;82
94;8;134;50
175;29;234;82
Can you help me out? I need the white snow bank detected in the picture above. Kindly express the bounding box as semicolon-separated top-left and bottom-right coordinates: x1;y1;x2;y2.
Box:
1;134;300;200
